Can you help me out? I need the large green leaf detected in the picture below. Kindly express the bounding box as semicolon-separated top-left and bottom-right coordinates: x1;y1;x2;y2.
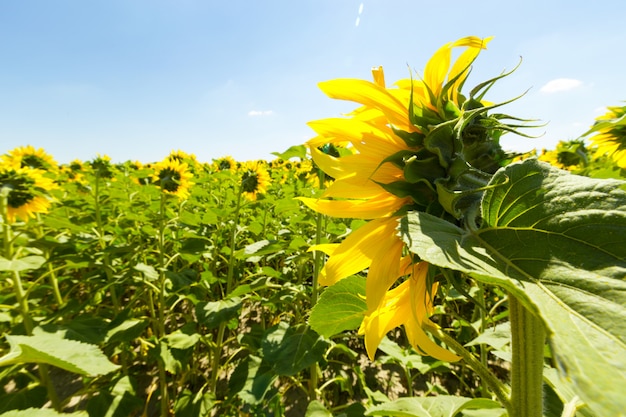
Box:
261;322;330;376
309;275;367;337
401;159;626;417
0;328;119;376
366;396;503;417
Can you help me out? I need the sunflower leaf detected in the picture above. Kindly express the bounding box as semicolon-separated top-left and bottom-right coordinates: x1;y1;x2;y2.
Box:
309;275;367;338
400;158;626;417
365;395;503;417
0;327;119;376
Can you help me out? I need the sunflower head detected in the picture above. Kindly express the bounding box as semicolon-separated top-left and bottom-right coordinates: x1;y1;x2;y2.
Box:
3;145;59;174
538;140;588;171
89;154;116;179
301;36;536;360
213;156;237;172
585;104;626;168
0;164;56;223
240;161;270;201
151;158;193;199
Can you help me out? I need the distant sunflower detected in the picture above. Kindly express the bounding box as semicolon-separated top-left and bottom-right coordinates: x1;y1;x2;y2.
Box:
586;104;626;168
213;156;237;172
538;140;587;171
89;154;115;179
4;145;58;173
152;158;193;199
0;164;56;223
240;161;270;201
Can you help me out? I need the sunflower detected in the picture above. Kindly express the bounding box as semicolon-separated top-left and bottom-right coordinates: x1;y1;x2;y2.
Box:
89;154;116;179
0;164;56;223
538;140;588;171
151;158;193;200
299;36;517;360
212;156;238;172
586;104;626;168
3;145;58;174
239;161;270;201
360;261;460;361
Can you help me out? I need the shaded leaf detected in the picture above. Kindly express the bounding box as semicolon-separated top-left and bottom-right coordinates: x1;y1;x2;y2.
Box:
305;400;333;417
401;159;626;416
309;275;367;338
262;322;330;376
0;256;46;272
366;396;502;417
0;328;119;377
196;297;243;329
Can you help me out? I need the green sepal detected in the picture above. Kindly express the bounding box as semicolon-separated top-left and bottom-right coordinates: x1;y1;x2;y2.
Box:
375;180;437;208
403;151;446;184
392;128;425;148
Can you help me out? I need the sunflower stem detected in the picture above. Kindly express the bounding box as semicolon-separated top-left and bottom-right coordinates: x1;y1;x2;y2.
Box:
470;281;490;398
210;184;243;393
308;169;326;400
1;194;61;411
35;214;64;307
156;192;170;417
428;323;511;410
508;293;545;417
93;173;120;312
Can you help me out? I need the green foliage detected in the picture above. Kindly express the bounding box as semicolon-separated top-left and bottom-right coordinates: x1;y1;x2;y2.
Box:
309;275;367;337
401;158;626;416
0;141;624;416
0;328;119;376
366;396;504;417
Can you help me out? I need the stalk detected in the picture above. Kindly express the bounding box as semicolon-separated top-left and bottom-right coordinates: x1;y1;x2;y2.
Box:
93;173;120;312
156;192;169;416
508;294;545;417
308;170;325;400
36;214;64;307
470;281;489;397
1;194;61;411
428;323;511;410
210;186;243;393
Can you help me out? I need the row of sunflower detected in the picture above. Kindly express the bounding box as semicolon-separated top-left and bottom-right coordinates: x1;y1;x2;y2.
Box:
0;145;338;416
1;36;625;416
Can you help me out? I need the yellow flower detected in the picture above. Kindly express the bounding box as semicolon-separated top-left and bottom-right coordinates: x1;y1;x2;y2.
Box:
212;156;238;172
89;154;115;179
300;37;493;360
537;140;587;171
359;261;460;361
240;161;270;201
3;145;58;174
0;164;56;223
586;104;626;168
151;158;193;200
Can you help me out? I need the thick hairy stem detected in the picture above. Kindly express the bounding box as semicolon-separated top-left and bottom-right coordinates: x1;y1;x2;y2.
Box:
508;294;546;417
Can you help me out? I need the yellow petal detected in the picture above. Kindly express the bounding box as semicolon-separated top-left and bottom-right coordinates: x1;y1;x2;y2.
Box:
316;217;401;286
296;194;410;219
307;243;338;256
405;320;461;362
319;79;415;132
372;66;385;88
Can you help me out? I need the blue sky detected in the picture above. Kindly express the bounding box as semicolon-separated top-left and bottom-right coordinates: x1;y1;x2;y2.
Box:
1;1;625;164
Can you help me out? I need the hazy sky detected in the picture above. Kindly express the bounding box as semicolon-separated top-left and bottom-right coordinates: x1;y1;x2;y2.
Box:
1;1;625;164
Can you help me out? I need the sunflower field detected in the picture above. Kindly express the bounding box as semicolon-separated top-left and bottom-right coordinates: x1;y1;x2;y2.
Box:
1;37;625;417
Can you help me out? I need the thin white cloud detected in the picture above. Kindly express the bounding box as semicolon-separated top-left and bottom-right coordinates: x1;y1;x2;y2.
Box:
355;2;363;26
248;110;273;116
540;78;582;93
